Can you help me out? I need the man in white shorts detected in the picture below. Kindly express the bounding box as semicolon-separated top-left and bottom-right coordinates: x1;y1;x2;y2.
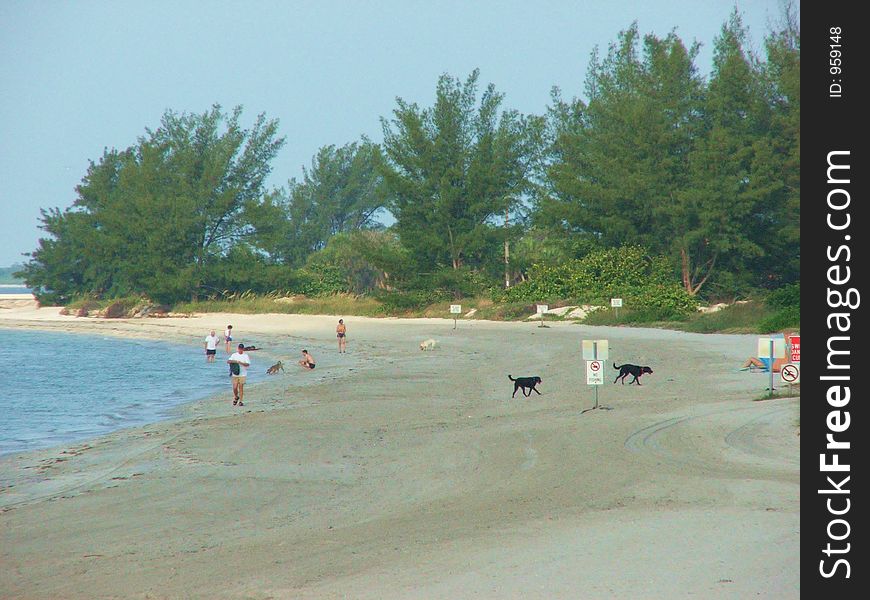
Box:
204;330;220;362
227;343;251;406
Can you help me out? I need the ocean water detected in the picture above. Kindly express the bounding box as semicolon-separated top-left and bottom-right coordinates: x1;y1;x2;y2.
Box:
0;284;32;294
2;329;260;455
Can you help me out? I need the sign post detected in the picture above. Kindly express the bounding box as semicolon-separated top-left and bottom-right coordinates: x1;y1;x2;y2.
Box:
450;304;461;329
758;335;787;398
536;304;548;328
582;339;609;411
611;298;623;320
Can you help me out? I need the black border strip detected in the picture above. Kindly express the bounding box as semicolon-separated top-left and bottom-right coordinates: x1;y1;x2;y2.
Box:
804;2;864;595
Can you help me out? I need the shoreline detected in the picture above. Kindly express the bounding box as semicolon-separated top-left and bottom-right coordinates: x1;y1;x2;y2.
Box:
1;298;799;598
0;300;379;462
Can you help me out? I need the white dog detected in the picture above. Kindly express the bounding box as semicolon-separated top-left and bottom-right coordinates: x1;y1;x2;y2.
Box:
419;338;437;351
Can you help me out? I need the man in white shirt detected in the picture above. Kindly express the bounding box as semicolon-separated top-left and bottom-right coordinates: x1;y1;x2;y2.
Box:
227;343;251;406
204;330;219;362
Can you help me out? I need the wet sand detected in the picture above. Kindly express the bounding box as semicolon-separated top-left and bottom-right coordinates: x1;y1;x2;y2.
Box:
0;301;799;599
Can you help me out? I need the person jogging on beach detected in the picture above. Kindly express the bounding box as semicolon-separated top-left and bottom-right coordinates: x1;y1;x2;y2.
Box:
227;343;251;406
204;330;219;362
298;349;316;370
224;325;233;353
336;319;347;353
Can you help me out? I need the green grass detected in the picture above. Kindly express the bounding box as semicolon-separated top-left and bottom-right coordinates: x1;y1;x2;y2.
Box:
581;307;689;328
753;383;800;401
578;300;798;335
173;292;384;317
64;290;796;336
677;302;777;333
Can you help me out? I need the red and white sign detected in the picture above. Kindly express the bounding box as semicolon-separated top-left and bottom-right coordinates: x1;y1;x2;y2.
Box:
789;335;800;363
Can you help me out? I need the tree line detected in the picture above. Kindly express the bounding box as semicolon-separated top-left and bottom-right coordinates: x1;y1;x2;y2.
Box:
19;10;799;307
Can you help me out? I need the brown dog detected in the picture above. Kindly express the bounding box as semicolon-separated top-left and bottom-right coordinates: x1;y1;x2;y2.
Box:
266;360;284;375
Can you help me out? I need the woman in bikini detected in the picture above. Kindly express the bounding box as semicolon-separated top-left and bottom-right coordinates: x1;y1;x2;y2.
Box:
224;324;233;353
336;319;347;354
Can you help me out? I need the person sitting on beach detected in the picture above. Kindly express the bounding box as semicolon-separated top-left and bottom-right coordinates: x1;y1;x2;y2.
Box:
741;357;767;371
204;329;219;362
298;349;316;370
336;319;347;354
227;343;251;406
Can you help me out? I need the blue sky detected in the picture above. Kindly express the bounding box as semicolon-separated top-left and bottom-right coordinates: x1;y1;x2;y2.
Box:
0;0;788;267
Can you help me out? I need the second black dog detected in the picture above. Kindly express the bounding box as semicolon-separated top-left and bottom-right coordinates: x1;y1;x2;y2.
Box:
613;363;653;385
509;375;543;398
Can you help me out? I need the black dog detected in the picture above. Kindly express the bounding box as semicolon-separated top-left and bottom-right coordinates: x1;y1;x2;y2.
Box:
509;375;543;398
613;363;653;385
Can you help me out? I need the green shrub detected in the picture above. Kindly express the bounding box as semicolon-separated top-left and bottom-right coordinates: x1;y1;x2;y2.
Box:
497;246;697;315
375;290;433;313
757;305;800;333
401;267;494;300
680;302;769;333
764;282;800;310
294;265;349;296
624;284;698;314
754;282;800;333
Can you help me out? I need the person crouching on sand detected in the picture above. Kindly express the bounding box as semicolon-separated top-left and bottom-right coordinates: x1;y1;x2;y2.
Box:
227;343;251;406
298;349;316;370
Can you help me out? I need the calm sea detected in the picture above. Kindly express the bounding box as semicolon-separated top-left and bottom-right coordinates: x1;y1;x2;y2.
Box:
0;284;31;295
2;329;260;455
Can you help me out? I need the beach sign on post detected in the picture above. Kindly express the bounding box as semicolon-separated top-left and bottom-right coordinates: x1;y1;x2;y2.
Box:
611;298;623;319
782;334;801;393
582;339;609;410
758;335;787;397
582;339;609;361
586;360;604;385
781;363;800;384
537;304;548;328
450;304;461;329
789;335;800;363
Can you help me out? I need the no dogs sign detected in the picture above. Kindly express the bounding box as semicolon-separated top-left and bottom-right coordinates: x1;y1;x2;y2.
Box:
586;360;604;385
781;363;800;383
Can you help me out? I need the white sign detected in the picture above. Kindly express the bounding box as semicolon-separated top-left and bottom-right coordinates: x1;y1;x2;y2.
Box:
781;363;800;383
536;304;549;314
582;339;609;361
611;298;623;308
586;360;604;385
450;304;462;314
757;337;787;359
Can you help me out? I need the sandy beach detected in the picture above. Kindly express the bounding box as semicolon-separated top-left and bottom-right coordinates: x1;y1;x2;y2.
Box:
0;300;799;599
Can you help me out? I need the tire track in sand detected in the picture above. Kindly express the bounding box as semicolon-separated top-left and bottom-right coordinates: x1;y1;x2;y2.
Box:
623;402;796;476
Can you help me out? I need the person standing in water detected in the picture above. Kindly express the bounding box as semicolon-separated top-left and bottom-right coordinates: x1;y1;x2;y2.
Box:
224;324;233;353
204;329;220;362
336;319;347;354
